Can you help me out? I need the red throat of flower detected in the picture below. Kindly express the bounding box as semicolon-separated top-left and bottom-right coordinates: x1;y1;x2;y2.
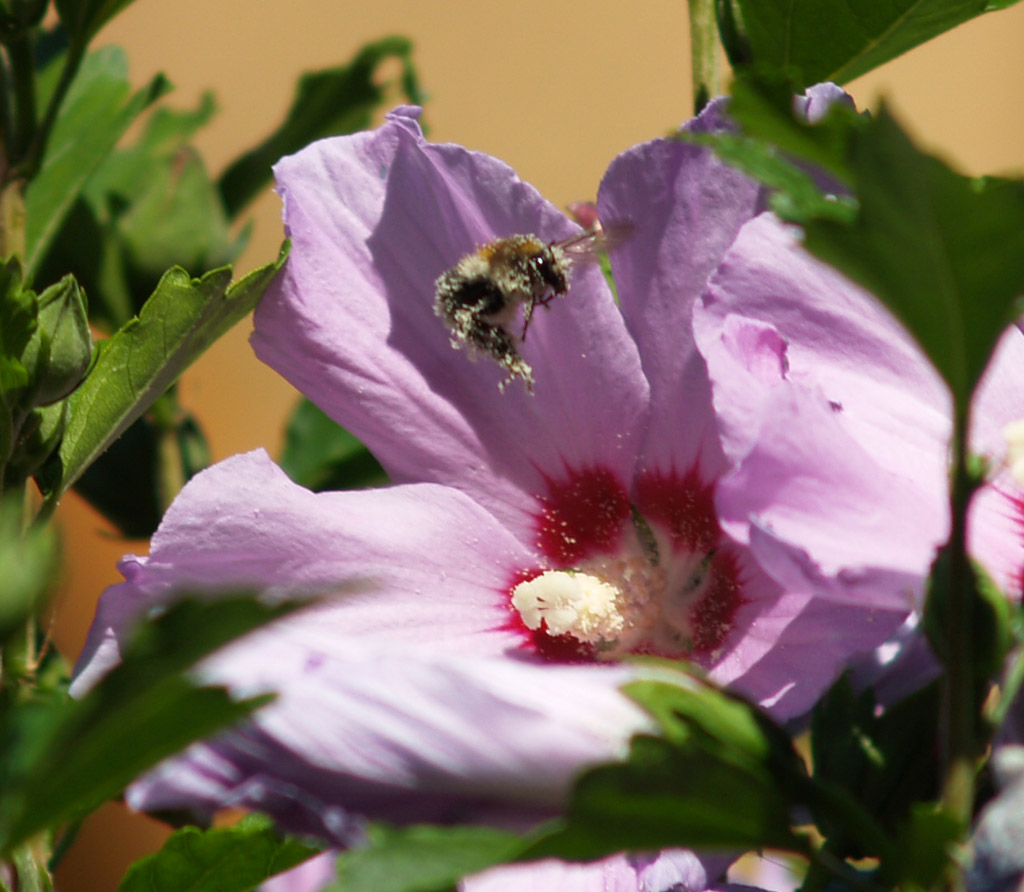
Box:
506;465;746;663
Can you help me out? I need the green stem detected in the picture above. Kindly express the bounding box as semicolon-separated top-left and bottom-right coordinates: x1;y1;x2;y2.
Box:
940;407;975;886
1;481;36;698
688;0;724;114
0;48;12;171
152;390;186;511
14;35;85;180
5;29;35;163
47;819;83;872
0;490;53;892
10;838;53;892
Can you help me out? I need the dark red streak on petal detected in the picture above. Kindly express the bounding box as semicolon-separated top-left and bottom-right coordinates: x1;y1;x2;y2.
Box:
535;467;631;565
689;549;745;654
635;468;720;555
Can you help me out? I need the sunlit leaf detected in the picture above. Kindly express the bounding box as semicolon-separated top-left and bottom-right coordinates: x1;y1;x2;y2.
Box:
800;106;1024;409
41;245;288;501
721;78;1024;411
523;673;808;860
327;825;521;892
0;596;303;853
25;47;169;279
734;0;992;86
118;814;320;892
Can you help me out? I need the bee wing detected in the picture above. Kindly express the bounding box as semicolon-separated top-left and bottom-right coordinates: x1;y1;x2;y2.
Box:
556;221;635;262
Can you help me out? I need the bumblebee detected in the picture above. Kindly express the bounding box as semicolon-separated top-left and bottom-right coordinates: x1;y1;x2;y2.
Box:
434;227;625;391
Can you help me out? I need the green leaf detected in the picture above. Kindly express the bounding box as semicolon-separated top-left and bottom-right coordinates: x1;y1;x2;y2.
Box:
79;91;243;309
25;46;169;280
0;258;34;361
80;93;219;215
0;496;58;645
800;106;1024;408
922;548;1010;747
624;671;796;759
523;672;807;861
733;0;993;86
524;734;799;860
683;130;856;226
8;401;68;483
992;606;1024;731
726;70;860;184
723;80;1024;412
118;813;321;892
0;595;303;854
879;804;962;888
54;0;139;41
809;676;941;856
218;36;423;218
0;258;35;464
117;146;244;284
44;245;288;500
327;824;522;892
34;94;224;331
280;398;387;492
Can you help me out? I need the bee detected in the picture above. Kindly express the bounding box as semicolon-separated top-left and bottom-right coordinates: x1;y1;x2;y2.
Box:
434;224;630;392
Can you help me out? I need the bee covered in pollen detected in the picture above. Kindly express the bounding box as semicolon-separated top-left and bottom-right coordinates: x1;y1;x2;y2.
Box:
433;224;630;392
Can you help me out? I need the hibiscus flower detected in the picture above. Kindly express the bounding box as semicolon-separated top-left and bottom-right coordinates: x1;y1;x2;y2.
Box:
72;93;959;889
692;213;1024;700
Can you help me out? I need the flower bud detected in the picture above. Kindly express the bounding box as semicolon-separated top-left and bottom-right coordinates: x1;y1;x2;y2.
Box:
21;275;92;407
0;0;47;39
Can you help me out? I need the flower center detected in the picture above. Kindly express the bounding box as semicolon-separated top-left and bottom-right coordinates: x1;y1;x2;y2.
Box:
512;465;745;662
510;536;723;660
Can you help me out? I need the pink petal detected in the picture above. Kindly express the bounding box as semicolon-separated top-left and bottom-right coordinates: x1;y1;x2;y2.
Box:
597;100;763;476
252;107;649;540
127;638;649;839
714;385;945;594
705;546;906;719
464;849;710;892
695;214;952;596
260;852;337;892
72;449;534;695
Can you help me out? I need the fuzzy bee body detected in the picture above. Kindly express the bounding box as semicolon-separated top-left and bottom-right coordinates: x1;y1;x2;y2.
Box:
434;229;617;391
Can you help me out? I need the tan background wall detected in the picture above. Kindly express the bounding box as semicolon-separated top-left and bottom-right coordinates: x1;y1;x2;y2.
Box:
49;2;1024;888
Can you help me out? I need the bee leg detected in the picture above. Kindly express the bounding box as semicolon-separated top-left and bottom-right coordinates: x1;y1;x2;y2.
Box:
520;292;558;340
520;299;536;340
464;319;534;392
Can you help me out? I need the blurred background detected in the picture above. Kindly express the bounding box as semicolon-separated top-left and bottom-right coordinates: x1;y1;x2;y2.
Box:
48;1;1024;888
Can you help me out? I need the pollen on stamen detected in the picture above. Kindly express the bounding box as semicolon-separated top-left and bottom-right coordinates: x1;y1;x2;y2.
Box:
512;571;626;647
